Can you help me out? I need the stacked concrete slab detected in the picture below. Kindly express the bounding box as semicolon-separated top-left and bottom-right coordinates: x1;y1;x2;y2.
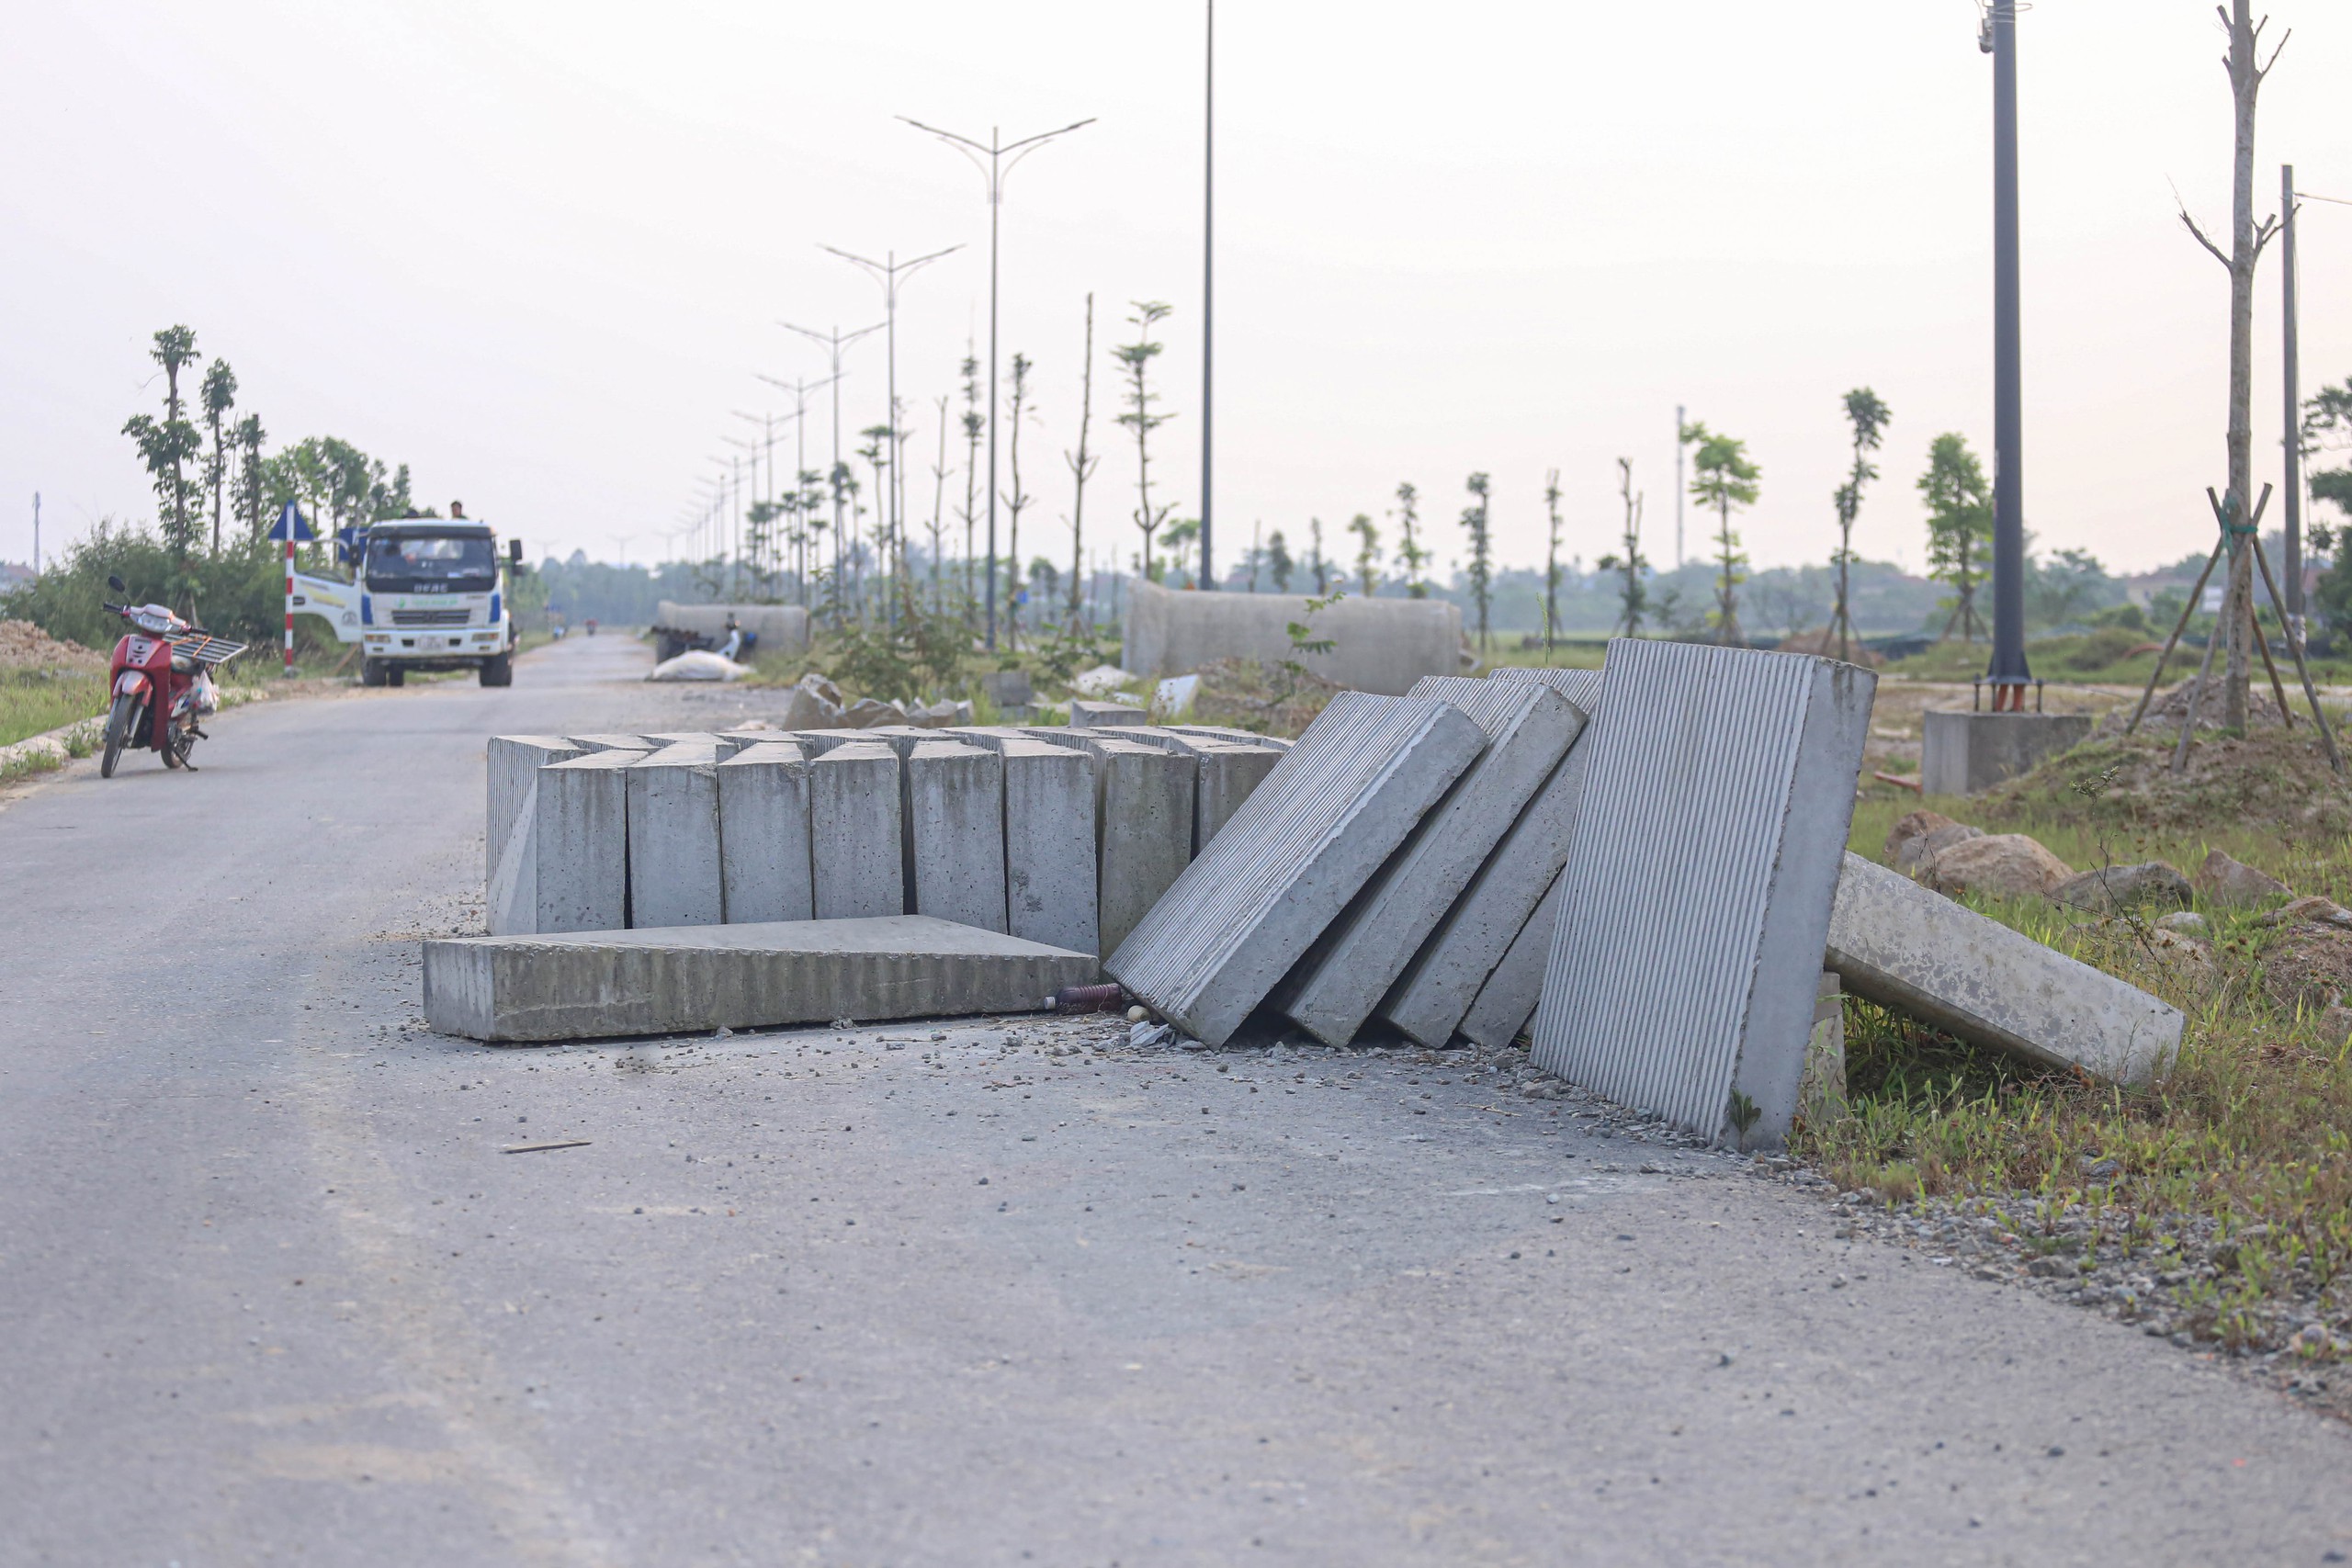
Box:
1530;640;1873;1149
1069;700;1146;728
1457;872;1565;1051
532;750;644;932
808;741;904;919
626;743;724;929
487;737;582;887
716;742;814;923
1107;692;1487;1045
1089;739;1196;956
1278;677;1586;1047
998;738;1099;955
905;740;1009;932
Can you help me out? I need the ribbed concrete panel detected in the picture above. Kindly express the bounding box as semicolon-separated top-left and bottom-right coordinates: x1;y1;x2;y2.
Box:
487;736;582;890
1379;669;1601;1046
1458;870;1563;1050
1530;641;1872;1148
1279;678;1580;1046
716;742;814;924
627;743;724;929
1106;693;1487;1046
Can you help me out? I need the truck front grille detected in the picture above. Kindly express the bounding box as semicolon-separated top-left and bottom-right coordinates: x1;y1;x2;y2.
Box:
390;608;471;627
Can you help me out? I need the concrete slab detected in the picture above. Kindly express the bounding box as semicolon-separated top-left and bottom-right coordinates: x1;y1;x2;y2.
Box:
1826;852;2182;1083
424;916;1095;1043
716;742;814;924
859;726;944;760
566;733;654;752
809;741;905;919
1531;641;1873;1150
1069;699;1147;728
644;731;725;746
1168;725;1292;751
1106;692;1487;1047
1192;744;1283;852
780;730;865;756
626;743;724;929
1457;870;1562;1051
1000;738;1099;958
1280;678;1583;1047
1920;710;2094;795
1380;669;1602;1047
534;751;641;933
905;740;1009;933
1091;739;1198;959
941;726;1037;752
486;736;583;891
487;786;540;937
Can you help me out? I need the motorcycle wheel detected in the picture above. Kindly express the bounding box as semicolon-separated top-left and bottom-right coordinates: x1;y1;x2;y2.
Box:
100;694;134;779
163;724;191;769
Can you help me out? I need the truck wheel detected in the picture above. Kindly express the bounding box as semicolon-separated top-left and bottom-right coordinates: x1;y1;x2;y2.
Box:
361;657;388;688
386;665;406;688
479;653;513;688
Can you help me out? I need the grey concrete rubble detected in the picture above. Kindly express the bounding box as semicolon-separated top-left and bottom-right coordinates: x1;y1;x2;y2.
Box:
1107;692;1487;1046
999;738;1099;959
1069;699;1147;728
424;916;1093;1043
1381;668;1602;1047
1089;738;1197;957
626;743;724;929
1826;852;2183;1083
1532;640;1873;1149
716;742;814;924
1456;869;1562;1051
486;736;582;890
1280;676;1585;1047
905;740;1009;933
532;750;644;933
808;741;905;919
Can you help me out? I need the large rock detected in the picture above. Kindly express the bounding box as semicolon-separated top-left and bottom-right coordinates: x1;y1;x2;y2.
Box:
1918;833;2073;899
2049;861;2193;914
2195;848;2292;907
1885;809;1984;875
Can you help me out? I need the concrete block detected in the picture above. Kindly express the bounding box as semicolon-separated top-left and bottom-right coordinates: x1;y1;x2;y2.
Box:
486;736;582;890
905;741;1008;933
716;742;813;924
1380;669;1602;1047
1920;710;2093;795
533;752;640;933
1070;699;1147;728
626;743;724;929
1001;739;1099;958
1106;692;1487;1046
644;731;724;746
1826;852;2182;1083
1458;870;1562;1051
1122;577;1464;695
1800;973;1848;1128
487;786;540;937
566;733;654;752
858;726;944;760
1280;677;1583;1047
1193;744;1283;852
1168;725;1292;751
1092;739;1198;958
941;726;1037;752
808;741;904;919
779;729;865;756
424;915;1095;1043
1531;640;1873;1150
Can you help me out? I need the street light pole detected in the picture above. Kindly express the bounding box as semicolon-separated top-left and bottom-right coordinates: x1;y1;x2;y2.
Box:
1200;0;1216;590
900;113;1096;649
781;321;885;608
2282;163;2304;628
754;372;841;605
1982;1;2031;706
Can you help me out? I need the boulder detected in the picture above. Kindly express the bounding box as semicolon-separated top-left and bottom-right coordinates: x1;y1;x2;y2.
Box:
2261;924;2352;1012
1884;809;1962;863
2155;910;2209;939
798;671;845;706
840;697;903;729
2049;861;2193;914
1919;832;2073;899
772;683;841;729
1896;822;1984;875
2195;848;2292;907
2260;895;2352;931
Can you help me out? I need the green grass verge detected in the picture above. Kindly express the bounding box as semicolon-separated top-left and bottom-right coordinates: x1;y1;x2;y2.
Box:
0;671;108;749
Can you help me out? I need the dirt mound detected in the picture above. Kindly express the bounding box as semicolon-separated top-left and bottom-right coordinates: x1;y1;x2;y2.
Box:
1188;657;1341;739
2096;675;2292;737
1979;723;2352;836
0;620;104;673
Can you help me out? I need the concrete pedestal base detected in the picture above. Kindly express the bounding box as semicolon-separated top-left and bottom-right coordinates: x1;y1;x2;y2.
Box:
1920;710;2092;795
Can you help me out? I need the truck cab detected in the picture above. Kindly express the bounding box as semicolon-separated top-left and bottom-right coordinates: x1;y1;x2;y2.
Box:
356;521;521;687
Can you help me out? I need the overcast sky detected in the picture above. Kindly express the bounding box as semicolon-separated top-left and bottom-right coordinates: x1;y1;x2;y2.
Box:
6;1;2351;583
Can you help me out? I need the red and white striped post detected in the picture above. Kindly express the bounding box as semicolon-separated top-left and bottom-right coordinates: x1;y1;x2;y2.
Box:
282;535;296;675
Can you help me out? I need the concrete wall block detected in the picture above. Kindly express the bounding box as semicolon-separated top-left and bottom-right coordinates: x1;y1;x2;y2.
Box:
905;740;1010;933
1280;678;1583;1046
486;736;582;891
1106;692;1487;1046
1001;738;1100;958
1457;870;1563;1051
626;744;725;929
1093;739;1198;958
1167;725;1292;751
1920;710;2094;795
487;786;539;937
566;734;654;752
809;742;905;919
1531;640;1873;1150
1193;744;1283;852
1069;700;1147;728
1122;578;1464;694
533;751;642;933
717;742;814;924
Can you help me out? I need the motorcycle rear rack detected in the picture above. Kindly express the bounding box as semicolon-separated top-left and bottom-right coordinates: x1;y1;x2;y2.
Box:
167;634;247;667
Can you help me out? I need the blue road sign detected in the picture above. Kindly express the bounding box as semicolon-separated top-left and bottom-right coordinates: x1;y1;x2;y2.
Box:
266;501;316;543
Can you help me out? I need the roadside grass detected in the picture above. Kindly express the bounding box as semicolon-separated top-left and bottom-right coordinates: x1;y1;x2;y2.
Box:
1482;639;1609;671
0;670;107;749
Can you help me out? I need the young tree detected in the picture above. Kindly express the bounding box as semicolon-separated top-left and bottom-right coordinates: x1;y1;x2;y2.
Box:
199;357;237;554
1267;528;1295;592
1684;422;1758;645
121;324;205;560
232;413;267;547
1596;457;1648;637
1347;513;1381;597
1830;387;1891;660
1001;354;1035;645
925;394;952;606
1919;432;1994;642
1064;295;1100;626
1542;468;1565;650
957;349;983;611
1460;472;1494;653
1164;518;1200;585
1308;517;1329;594
1113;301;1176;581
1394;480;1430;598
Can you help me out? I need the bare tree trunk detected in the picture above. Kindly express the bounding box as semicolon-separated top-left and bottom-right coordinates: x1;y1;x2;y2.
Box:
1067;296;1098;626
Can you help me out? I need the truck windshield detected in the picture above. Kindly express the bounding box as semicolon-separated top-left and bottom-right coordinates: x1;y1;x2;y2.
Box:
365;534;496;592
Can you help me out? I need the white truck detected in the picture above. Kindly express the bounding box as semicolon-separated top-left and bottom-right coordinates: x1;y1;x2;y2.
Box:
349;520;522;686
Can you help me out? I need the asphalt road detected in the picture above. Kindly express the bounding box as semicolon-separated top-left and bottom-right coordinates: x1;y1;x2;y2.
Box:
3;634;2346;1567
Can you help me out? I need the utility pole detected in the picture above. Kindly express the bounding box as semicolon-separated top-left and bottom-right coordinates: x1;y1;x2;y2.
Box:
1199;0;1216;591
781;321;884;604
901;113;1097;649
754;372;840;605
30;491;39;576
2282;162;2303;629
1674;404;1686;570
1982;0;2031;708
821;243;961;601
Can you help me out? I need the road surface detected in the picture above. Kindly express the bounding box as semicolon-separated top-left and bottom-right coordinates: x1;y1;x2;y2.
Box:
2;635;2346;1566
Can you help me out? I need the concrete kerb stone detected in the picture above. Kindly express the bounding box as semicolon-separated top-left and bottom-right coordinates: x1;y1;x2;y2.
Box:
809;742;905;919
1000;738;1100;959
1279;677;1582;1047
716;742;814;924
424;915;1095;1043
778;730;865;757
1106;692;1487;1047
905;740;1009;933
533;750;644;933
1069;699;1147;728
1168;725;1292;751
1191;744;1282;852
1827;852;2183;1083
626;743;724;929
1090;739;1197;958
1531;640;1872;1150
1458;869;1563;1051
645;731;724;747
487;736;583;892
1379;668;1602;1047
566;734;654;752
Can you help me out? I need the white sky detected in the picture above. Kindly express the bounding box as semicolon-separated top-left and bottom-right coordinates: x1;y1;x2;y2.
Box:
6;1;2351;581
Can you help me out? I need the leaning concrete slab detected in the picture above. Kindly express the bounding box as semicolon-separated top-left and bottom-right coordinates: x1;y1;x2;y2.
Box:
487;736;583;890
808;741;904;919
1920;710;2093;795
1001;738;1099;958
716;742;813;924
424;915;1095;1043
1091;739;1198;958
566;733;654;753
1458;870;1563;1051
1192;743;1283;852
626;743;724;929
1380;669;1602;1047
534;751;642;933
905;740;1009;933
1280;677;1582;1047
1069;699;1147;728
1107;692;1488;1046
1531;641;1873;1150
1826;852;2182;1083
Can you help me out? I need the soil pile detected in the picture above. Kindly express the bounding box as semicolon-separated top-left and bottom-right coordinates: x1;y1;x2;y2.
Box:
1980;722;2352;836
0;620;104;674
1187;657;1341;739
2096;676;2292;737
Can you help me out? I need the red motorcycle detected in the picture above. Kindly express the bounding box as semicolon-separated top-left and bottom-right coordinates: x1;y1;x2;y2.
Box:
99;574;246;777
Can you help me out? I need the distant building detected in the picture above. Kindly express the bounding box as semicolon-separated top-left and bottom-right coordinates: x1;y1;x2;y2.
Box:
0;561;32;592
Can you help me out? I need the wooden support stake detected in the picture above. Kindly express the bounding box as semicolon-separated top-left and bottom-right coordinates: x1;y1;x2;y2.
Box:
2250;531;2346;775
2126;534;2224;735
